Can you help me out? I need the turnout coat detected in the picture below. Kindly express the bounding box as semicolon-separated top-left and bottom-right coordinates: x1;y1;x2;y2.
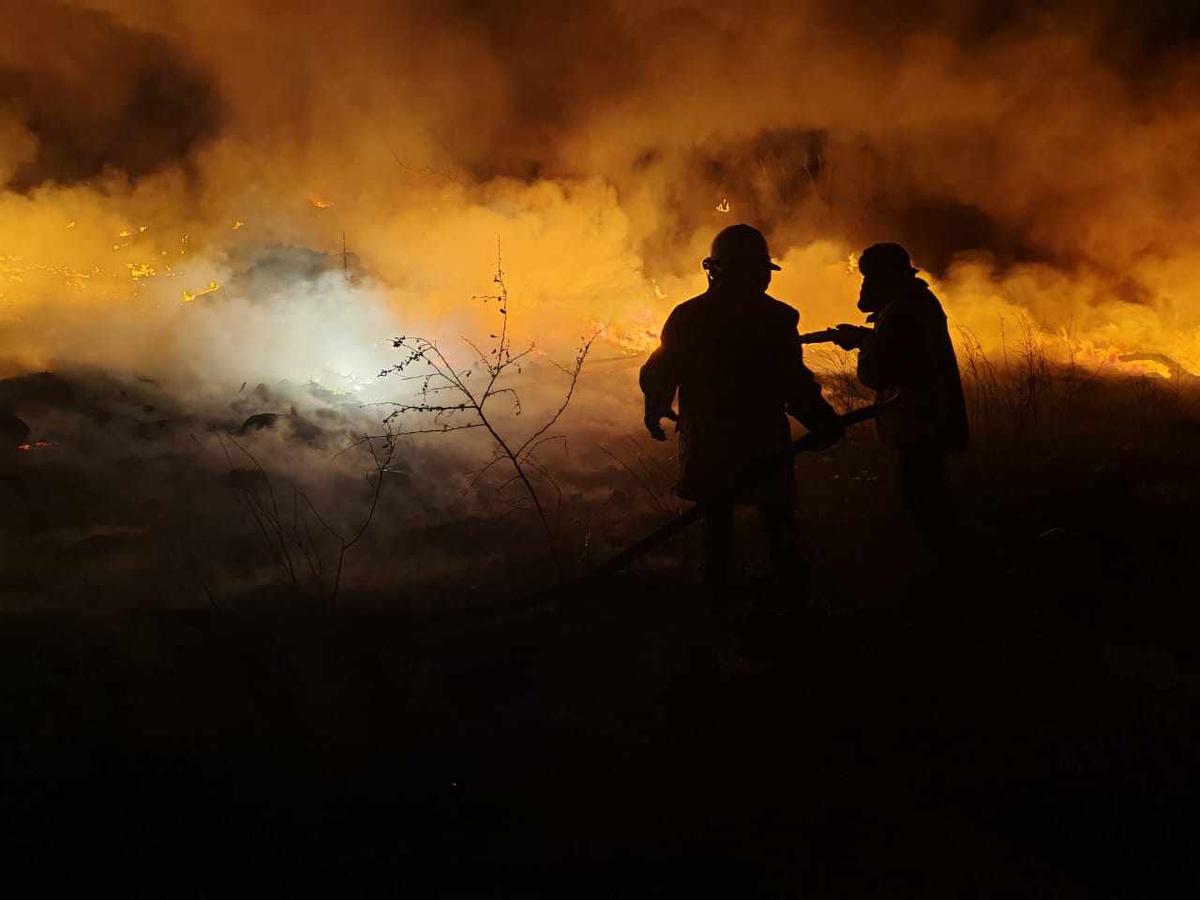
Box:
857;278;969;453
640;286;838;503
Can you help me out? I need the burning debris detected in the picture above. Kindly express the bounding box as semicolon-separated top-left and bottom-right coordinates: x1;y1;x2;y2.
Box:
181;280;221;303
1116;352;1200;384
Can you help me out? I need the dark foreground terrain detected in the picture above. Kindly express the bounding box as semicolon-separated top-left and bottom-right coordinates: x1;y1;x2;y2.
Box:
0;578;1196;895
1;366;1199;893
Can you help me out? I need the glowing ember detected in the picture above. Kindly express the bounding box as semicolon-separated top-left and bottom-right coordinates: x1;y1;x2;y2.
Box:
182;281;221;303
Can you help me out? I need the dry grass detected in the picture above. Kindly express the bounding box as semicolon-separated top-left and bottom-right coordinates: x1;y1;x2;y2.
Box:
1;336;1198;613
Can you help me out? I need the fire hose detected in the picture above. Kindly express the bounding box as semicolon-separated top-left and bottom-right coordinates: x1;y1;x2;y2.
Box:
798;328;839;345
592;399;890;579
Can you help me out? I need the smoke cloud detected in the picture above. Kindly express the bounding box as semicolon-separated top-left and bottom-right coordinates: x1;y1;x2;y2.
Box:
4;0;1200;390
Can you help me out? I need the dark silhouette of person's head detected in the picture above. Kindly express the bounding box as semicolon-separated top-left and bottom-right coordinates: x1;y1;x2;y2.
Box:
703;224;780;294
858;242;919;313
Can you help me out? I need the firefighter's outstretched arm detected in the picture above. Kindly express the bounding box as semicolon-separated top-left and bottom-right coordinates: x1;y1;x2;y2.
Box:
639;311;680;441
831;324;871;351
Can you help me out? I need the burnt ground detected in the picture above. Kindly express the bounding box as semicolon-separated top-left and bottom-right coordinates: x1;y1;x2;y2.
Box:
1;369;1199;893
0;574;1197;895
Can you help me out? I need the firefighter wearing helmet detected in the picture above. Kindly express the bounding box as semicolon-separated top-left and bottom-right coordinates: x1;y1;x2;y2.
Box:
640;224;842;592
831;242;968;555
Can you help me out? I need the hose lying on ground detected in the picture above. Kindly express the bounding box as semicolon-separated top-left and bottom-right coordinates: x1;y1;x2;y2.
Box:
592;400;890;579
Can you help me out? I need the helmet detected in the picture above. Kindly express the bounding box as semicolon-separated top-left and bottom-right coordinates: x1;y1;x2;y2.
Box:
704;224;781;273
858;242;917;277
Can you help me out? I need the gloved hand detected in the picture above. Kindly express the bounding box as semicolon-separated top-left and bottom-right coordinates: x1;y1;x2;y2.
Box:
831;324;870;351
644;409;678;441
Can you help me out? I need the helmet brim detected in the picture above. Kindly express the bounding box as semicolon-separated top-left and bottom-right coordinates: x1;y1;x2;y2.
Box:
704;257;782;272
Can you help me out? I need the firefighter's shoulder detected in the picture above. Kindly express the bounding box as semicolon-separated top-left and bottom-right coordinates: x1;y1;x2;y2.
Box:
762;294;801;328
665;292;711;325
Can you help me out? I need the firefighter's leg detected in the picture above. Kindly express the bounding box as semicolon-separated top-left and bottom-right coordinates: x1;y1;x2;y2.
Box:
897;447;954;555
758;500;800;578
701;498;735;589
758;500;814;612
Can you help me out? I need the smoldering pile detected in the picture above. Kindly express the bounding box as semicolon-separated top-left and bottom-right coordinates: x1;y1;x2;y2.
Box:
0;365;426;609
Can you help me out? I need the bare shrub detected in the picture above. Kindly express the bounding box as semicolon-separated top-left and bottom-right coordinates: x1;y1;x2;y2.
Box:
218;430;395;606
378;243;597;571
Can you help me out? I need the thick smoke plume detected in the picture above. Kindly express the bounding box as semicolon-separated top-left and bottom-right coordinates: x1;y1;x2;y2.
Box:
2;0;1200;387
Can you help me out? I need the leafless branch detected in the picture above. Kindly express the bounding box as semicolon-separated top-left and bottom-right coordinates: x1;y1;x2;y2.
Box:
218;428;396;605
377;241;596;574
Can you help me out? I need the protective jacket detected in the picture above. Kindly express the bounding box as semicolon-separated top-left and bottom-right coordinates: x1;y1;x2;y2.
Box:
857;278;968;452
640;285;838;502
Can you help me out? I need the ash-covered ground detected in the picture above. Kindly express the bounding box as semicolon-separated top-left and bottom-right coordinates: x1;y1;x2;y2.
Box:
3;352;1199;614
2;359;1199;893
